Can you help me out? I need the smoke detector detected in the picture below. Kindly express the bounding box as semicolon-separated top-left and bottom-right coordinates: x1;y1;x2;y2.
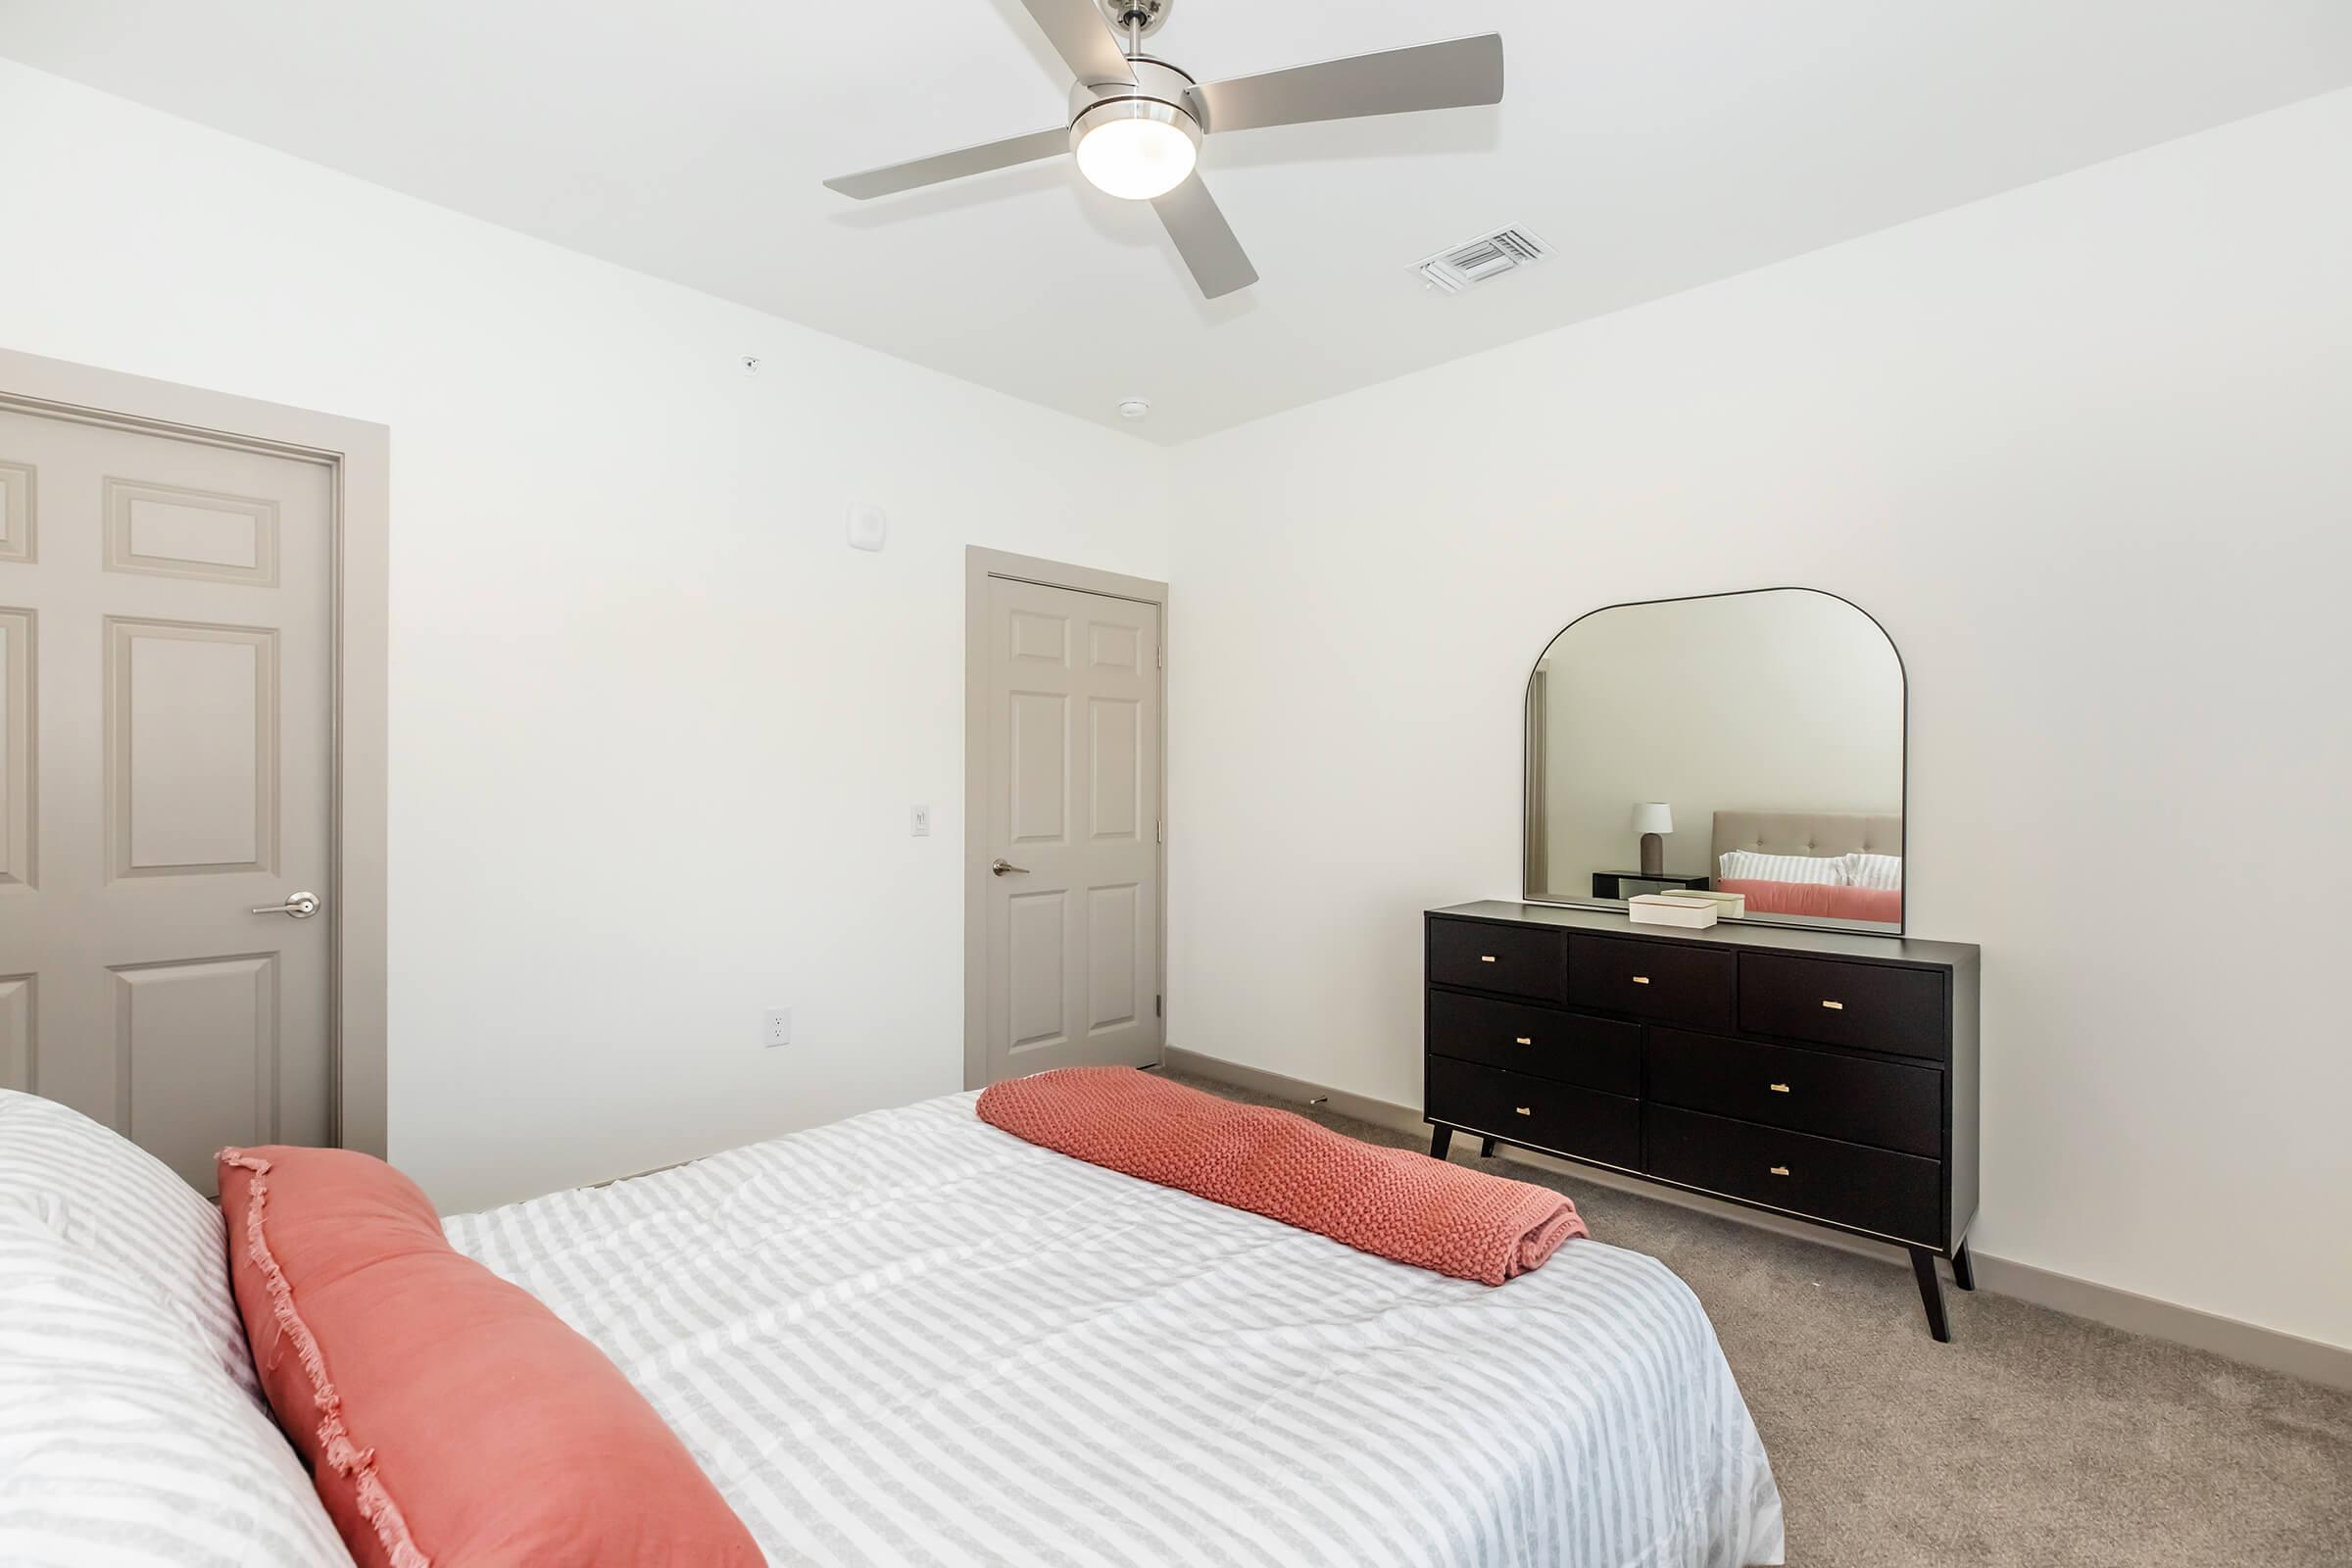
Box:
1115;397;1152;420
1413;226;1550;295
846;502;888;552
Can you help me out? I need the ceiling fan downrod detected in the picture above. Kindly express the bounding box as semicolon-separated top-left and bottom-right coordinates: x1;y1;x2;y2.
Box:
1103;0;1167;54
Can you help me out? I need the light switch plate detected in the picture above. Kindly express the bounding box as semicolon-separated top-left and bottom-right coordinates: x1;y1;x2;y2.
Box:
910;804;931;837
763;1008;791;1048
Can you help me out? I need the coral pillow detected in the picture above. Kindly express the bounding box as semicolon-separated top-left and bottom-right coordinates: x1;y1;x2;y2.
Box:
979;1066;1587;1285
217;1146;761;1568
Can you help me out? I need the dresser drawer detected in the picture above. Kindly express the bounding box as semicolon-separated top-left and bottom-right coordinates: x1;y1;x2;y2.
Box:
1645;1104;1942;1245
1426;1056;1640;1170
1568;935;1734;1031
1427;991;1640;1097
1738;954;1945;1059
1647;1028;1943;1158
1428;917;1568;1004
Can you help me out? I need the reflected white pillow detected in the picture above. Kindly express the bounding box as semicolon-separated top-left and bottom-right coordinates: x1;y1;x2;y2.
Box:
1845;853;1903;891
1718;850;1850;885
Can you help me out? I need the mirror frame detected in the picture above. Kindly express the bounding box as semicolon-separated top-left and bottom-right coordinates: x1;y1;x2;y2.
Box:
1521;585;1909;935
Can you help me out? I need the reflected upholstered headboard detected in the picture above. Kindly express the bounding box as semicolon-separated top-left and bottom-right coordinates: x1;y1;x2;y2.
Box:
1712;810;1901;867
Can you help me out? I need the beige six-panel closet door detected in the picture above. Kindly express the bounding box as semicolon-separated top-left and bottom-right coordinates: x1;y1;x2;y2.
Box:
0;407;332;1196
982;576;1162;1081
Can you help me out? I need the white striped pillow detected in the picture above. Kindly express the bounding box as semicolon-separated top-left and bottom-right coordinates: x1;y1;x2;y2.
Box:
1718;850;1852;886
1844;852;1904;891
0;1090;260;1398
0;1224;350;1568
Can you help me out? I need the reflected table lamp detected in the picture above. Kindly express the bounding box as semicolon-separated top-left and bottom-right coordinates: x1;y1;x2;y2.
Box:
1633;803;1674;876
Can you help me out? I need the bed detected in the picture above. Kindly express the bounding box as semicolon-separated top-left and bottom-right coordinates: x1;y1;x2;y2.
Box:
443;1090;1786;1568
3;1083;1783;1567
1713;808;1902;923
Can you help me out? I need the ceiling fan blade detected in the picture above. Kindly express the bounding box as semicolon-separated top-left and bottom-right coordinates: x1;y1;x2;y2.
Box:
1193;33;1503;134
823;126;1069;200
1015;0;1136;86
1152;174;1257;300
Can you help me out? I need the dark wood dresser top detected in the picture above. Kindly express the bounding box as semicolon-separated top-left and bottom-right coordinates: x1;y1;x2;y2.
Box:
1431;901;1980;972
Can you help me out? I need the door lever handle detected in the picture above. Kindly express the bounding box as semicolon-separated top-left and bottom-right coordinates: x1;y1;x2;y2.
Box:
989;858;1029;877
249;891;321;919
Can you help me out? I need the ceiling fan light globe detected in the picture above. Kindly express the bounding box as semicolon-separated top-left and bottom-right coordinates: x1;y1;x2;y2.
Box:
1070;100;1200;201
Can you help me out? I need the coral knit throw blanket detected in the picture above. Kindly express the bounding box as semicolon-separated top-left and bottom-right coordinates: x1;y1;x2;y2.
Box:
977;1067;1588;1285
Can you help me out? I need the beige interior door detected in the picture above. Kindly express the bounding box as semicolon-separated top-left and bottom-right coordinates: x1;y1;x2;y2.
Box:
981;576;1162;1082
0;407;332;1196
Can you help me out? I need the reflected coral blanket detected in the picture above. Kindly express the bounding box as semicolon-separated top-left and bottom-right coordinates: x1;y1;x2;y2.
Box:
1718;877;1903;923
977;1066;1587;1285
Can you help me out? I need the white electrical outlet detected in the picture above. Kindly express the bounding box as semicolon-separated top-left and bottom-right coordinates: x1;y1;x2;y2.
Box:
910;804;931;837
762;1008;791;1049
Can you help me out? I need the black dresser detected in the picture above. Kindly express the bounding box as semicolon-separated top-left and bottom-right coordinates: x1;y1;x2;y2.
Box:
1425;902;1981;1340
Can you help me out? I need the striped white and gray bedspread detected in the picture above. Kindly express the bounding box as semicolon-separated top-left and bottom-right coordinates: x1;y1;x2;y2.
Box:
446;1091;1785;1568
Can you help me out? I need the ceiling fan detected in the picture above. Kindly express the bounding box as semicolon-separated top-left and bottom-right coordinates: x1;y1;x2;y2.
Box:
822;0;1504;300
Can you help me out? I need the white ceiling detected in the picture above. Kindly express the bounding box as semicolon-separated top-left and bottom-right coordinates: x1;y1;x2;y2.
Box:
5;2;2348;443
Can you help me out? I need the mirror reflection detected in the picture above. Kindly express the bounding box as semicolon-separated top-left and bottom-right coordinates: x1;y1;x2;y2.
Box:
1524;589;1905;931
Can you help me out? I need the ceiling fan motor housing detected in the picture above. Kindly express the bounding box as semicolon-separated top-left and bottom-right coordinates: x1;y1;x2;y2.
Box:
1068;58;1203;199
1069;57;1205;136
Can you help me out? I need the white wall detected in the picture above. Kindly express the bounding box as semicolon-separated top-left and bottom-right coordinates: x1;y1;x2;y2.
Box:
1537;590;1903;893
1168;91;2352;1350
0;62;1174;1212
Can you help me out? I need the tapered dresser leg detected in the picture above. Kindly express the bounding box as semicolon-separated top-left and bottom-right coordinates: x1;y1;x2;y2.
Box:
1429;1125;1452;1159
1479;1136;1498;1158
1910;1248;1951;1342
1951;1243;1976;1293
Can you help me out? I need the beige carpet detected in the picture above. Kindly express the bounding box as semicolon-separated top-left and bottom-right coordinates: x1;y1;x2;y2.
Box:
1162;1071;2352;1568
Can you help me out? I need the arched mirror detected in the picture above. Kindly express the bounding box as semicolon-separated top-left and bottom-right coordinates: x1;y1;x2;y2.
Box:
1524;588;1906;932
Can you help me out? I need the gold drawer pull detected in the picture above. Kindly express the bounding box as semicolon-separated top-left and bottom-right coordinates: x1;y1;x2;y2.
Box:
1769;1165;1790;1176
1480;955;1497;963
1631;975;1651;985
1513;1036;1533;1046
1821;1000;1844;1010
1768;1082;1791;1094
1514;1105;1533;1116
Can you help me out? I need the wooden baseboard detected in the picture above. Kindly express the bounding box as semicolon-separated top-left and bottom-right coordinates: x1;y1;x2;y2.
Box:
1160;1046;2352;1392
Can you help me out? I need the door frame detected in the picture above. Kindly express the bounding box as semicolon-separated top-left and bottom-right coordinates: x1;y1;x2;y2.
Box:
0;347;390;1156
963;546;1168;1091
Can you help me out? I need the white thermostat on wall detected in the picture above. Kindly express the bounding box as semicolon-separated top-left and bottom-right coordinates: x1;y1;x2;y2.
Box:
847;502;888;553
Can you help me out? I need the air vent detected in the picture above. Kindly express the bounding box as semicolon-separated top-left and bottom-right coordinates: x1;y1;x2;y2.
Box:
1413;226;1550;295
